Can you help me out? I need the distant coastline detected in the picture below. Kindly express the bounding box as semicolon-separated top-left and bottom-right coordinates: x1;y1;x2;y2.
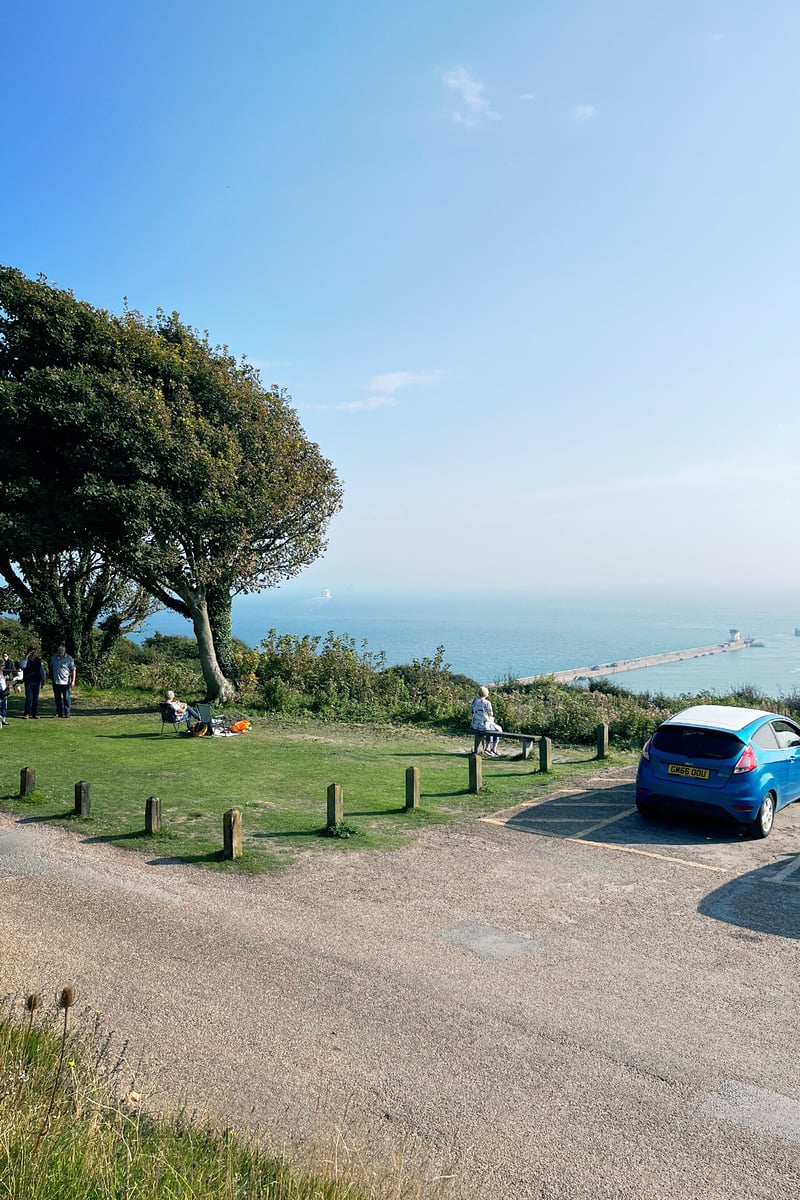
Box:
520;635;757;685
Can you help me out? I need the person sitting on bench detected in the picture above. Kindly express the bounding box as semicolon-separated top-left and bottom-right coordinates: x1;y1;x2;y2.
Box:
470;685;503;756
164;690;202;732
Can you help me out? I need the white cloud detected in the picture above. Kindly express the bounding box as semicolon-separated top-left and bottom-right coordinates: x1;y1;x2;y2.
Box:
519;92;536;102
297;367;446;415
442;65;501;127
574;104;596;121
366;369;446;394
338;396;397;412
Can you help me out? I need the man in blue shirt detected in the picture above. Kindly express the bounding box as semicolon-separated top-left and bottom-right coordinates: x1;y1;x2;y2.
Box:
50;644;77;718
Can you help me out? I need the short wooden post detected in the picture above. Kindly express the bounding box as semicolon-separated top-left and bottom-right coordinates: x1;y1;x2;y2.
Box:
19;767;35;797
468;753;482;794
405;766;420;811
74;781;91;817
145;795;162;834
596;722;609;760
326;783;343;828
539;737;553;773
223;808;242;859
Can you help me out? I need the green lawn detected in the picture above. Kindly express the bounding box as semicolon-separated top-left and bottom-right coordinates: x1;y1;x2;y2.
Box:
0;691;636;870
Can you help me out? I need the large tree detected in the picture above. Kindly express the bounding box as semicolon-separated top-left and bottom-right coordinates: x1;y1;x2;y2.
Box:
0;550;156;679
0;267;343;701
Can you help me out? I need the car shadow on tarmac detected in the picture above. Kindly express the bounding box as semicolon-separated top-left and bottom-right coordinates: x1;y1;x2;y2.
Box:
502;780;752;848
698;856;800;940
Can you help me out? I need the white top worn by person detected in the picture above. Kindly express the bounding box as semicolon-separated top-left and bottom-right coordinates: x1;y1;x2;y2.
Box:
470;685;503;756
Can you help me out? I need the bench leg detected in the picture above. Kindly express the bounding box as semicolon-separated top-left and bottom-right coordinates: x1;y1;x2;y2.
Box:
473;732;486;755
520;739;533;760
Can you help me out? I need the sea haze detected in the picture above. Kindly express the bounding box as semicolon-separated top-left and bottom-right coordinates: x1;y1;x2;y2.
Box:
139;588;800;700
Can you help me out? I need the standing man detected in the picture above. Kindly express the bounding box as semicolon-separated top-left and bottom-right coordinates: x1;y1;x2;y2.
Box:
50;644;77;718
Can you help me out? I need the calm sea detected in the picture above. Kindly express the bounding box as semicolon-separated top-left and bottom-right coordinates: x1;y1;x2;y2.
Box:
140;588;800;700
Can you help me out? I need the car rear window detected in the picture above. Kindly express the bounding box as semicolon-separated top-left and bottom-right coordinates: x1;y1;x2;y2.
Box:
653;725;744;760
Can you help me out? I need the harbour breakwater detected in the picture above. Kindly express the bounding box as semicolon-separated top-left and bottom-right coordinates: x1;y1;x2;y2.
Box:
519;637;757;685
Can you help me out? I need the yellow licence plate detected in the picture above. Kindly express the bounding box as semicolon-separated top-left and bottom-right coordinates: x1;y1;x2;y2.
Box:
668;764;710;780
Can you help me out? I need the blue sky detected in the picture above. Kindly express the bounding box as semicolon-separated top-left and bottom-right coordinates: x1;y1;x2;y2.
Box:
4;2;800;595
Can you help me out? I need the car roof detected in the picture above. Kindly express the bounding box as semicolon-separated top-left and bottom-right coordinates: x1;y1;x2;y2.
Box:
664;704;778;733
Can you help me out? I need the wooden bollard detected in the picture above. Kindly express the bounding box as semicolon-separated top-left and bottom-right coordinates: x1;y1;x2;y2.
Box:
223;808;242;859
405;766;420;811
327;783;343;827
539;737;553;773
19;767;35;797
468;753;482;794
74;781;91;817
145;795;162;834
596;722;609;760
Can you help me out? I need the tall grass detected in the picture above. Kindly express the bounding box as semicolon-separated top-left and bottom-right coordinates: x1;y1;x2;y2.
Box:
0;992;429;1200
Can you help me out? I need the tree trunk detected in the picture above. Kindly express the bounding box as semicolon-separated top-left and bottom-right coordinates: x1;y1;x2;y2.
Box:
206;582;237;684
185;594;237;703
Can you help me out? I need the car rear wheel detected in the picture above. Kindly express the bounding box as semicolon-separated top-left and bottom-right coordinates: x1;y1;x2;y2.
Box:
749;792;775;839
636;796;657;817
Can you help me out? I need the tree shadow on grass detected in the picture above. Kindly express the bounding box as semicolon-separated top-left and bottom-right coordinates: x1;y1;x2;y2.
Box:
421;789;471;799
62;704;157;718
391;751;467;759
346;805;407;816
251;829;321;839
96;732;190;740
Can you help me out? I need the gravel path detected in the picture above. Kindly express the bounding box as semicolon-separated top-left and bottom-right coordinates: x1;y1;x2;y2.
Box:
3;770;800;1199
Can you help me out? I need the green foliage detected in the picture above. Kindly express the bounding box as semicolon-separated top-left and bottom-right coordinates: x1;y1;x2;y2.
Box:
0;266;343;702
0;551;155;681
143;633;201;661
247;632;475;724
323;821;360;839
0;614;35;658
494;678;673;747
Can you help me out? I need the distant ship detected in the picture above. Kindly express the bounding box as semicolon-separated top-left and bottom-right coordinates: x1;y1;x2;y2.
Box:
795;628;800;637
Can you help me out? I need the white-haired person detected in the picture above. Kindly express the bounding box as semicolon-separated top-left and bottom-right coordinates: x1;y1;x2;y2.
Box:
470;685;503;756
164;690;202;732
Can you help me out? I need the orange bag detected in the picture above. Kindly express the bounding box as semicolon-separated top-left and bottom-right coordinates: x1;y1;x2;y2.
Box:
230;719;251;734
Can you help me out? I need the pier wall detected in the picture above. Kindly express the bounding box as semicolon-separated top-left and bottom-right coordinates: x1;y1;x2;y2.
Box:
518;639;753;686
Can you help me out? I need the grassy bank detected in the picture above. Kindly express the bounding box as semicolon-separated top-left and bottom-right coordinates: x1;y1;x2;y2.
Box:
0;691;635;869
0;993;394;1200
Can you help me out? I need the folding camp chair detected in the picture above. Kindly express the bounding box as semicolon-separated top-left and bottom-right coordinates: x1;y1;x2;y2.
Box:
196;702;227;734
158;702;190;735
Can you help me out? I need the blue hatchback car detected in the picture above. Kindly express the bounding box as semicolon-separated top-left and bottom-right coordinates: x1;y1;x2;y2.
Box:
636;704;800;838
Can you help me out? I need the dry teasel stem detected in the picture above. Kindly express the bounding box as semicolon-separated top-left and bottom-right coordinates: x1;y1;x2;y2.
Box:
24;993;41;1038
32;985;76;1155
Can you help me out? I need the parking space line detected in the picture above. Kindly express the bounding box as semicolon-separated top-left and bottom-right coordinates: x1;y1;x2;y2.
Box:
571;807;638;838
764;856;800;887
481;817;727;871
768;855;800;880
563;837;727;871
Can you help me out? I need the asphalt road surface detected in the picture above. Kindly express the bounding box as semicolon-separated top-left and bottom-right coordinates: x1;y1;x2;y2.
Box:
3;767;800;1199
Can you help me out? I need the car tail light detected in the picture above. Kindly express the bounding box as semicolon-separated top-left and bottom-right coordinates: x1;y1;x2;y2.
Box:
641;737;651;761
733;744;757;774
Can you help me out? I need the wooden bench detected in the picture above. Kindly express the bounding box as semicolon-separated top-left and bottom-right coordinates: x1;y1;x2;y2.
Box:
472;730;540;760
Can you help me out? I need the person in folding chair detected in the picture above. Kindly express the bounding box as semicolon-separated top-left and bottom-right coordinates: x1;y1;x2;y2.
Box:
163;689;202;734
